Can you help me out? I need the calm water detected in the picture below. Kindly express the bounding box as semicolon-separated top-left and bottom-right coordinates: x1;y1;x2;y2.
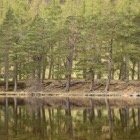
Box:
0;97;140;140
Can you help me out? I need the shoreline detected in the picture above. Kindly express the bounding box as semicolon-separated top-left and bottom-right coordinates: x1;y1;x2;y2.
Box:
0;91;140;98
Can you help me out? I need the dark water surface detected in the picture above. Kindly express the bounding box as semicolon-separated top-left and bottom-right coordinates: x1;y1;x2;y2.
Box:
0;97;140;140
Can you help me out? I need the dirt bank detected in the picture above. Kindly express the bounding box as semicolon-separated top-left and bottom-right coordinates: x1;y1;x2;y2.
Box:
25;80;140;94
0;80;140;94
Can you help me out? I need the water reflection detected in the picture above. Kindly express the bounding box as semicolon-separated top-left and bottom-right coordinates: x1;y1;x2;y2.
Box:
0;97;140;140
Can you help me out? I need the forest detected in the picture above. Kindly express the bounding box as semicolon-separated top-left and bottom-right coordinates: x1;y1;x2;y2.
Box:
0;0;139;92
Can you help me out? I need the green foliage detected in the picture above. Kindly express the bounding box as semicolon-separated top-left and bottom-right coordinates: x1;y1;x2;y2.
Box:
0;0;139;87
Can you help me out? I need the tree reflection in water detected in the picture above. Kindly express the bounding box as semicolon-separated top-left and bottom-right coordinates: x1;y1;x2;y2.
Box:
5;98;8;140
0;97;140;140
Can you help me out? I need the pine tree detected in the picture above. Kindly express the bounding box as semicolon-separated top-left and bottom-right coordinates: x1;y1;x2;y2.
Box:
0;8;17;91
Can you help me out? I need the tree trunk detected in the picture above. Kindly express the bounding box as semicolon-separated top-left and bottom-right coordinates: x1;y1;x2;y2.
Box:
52;65;54;79
57;43;62;81
111;109;115;122
97;71;102;79
97;49;102;80
111;65;114;80
36;61;41;84
32;70;35;79
56;57;61;80
138;62;140;80
48;45;53;79
14;60;18;92
42;65;46;82
105;39;113;92
83;68;87;79
65;54;73;92
18;63;22;80
119;61;125;80
48;60;53;79
89;68;94;91
119;64;122;80
5;48;9;91
125;54;129;82
65;74;71;92
132;61;136;80
97;109;102;119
